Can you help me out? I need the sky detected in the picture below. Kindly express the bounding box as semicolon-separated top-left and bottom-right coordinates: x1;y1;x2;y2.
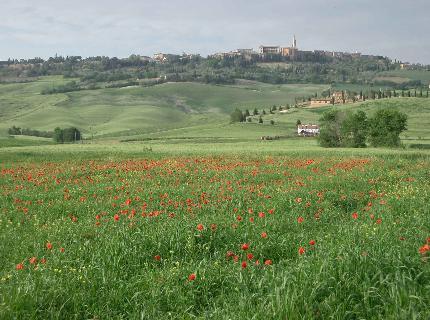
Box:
1;0;429;64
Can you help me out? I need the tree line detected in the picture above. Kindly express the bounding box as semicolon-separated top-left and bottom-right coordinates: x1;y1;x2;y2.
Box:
2;52;427;88
8;126;53;138
231;106;282;124
7;126;82;143
318;109;407;148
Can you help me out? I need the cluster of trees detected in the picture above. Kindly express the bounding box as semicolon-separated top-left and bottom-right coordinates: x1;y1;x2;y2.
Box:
53;127;82;143
318;109;407;148
230;107;279;124
7;126;53;138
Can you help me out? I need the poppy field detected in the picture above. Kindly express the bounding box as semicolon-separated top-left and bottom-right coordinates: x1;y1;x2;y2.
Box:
1;151;429;319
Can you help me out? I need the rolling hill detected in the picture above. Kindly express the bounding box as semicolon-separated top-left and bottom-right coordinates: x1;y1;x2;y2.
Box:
0;76;429;146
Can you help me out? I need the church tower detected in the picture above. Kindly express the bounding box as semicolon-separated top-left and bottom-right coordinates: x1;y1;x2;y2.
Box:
293;35;297;48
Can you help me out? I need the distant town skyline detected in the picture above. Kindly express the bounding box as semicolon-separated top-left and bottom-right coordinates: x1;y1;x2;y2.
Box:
1;0;429;64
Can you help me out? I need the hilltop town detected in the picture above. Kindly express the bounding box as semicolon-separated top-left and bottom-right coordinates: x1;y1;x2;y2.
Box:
149;35;416;68
1;35;428;91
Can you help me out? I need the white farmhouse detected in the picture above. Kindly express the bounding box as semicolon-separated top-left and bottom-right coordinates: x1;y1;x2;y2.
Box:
297;124;320;136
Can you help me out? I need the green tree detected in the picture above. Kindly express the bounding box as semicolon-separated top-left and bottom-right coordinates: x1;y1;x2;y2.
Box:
53;127;81;143
53;127;64;143
318;110;345;147
368;109;407;147
296;119;301;126
63;127;81;142
258;116;263;124
253;108;259;116
8;126;21;135
230;108;244;123
341;110;368;147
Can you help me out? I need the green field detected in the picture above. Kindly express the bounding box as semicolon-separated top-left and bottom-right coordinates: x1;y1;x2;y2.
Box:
0;143;429;319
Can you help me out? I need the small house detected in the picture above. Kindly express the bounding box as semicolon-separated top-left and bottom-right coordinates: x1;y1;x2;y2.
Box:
297;124;320;136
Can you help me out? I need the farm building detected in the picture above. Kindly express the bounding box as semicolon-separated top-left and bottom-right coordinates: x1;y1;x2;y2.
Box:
310;98;332;107
297;124;320;136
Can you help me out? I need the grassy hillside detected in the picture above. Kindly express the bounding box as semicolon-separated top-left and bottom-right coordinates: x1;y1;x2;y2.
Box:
1;76;429;147
126;97;430;145
0;77;327;138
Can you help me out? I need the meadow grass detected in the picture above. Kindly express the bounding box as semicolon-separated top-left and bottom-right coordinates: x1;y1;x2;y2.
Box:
0;144;429;319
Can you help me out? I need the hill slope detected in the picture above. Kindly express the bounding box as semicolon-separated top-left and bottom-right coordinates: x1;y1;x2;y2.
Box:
0;77;327;138
1;77;429;145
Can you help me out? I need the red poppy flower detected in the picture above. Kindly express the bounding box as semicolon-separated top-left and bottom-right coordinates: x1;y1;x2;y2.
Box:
241;243;249;251
419;244;430;255
309;240;316;246
247;253;254;260
114;214;120;221
249;217;254;223
40;258;46;264
258;212;265;218
16;263;24;270
297;216;304;224
261;232;268;238
197;223;204;231
46;242;53;250
298;247;305;255
255;260;260;265
236;215;242;222
59;247;65;253
188;273;196;281
154;255;161;261
295;197;302;203
264;259;272;265
241;261;247;269
352;212;358;220
376;218;382;224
